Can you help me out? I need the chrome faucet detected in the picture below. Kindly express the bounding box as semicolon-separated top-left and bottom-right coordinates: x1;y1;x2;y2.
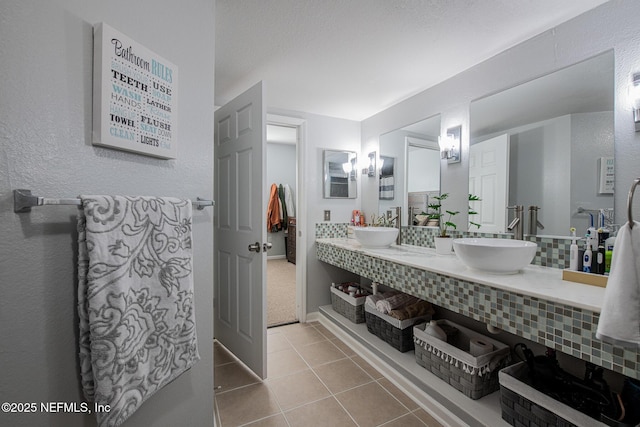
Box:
387;207;402;245
507;205;524;240
408;206;416;227
527;205;545;236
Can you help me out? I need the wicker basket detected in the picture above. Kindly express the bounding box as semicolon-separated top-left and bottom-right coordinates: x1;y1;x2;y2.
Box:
499;362;608;427
413;320;510;400
364;304;431;352
330;286;367;323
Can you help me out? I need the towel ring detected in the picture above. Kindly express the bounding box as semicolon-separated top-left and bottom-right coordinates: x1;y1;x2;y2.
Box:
628;178;640;229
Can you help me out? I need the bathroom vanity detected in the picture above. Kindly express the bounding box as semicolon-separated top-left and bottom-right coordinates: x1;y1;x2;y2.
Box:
315;224;637;426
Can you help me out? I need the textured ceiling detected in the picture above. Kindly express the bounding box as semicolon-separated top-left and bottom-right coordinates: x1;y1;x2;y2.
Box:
215;0;610;121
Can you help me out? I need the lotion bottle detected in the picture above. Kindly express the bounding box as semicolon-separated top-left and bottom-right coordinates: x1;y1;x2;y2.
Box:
569;227;579;271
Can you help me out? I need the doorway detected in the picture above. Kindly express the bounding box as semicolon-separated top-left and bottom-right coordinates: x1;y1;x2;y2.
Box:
266;119;303;327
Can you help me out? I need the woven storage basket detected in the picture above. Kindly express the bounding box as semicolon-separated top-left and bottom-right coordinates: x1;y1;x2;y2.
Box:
413;320;510;400
364;303;431;352
330;286;366;324
499;362;608;427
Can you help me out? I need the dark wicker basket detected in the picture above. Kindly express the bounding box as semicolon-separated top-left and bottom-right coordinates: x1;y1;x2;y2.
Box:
413;320;510;400
499;362;609;427
500;385;576;427
330;289;365;323
364;304;430;352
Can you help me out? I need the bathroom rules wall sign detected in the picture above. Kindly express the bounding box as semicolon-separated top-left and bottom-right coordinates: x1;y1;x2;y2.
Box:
92;23;178;159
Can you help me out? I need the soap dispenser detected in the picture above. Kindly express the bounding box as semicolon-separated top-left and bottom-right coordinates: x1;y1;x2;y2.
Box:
569;227;579;271
424;320;447;342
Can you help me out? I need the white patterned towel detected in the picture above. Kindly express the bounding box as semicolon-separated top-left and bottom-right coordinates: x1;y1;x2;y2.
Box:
78;196;200;427
596;221;640;348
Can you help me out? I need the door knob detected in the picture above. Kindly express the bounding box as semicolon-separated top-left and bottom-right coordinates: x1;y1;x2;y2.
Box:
248;242;261;253
263;242;273;252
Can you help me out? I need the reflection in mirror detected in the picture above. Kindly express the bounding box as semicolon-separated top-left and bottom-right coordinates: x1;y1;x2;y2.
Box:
469;50;614;236
379;155;395;200
323;150;357;198
379;115;441;224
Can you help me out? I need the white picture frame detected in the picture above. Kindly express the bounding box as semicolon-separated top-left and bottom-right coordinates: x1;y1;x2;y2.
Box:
93;23;178;159
598;157;614;194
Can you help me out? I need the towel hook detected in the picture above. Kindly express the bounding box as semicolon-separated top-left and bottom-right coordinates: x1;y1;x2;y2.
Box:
628;178;640;229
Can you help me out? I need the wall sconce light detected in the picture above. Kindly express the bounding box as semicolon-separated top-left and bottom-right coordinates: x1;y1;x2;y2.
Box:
349;157;357;181
343;158;358;180
366;151;376;177
632;73;640;132
439;125;461;164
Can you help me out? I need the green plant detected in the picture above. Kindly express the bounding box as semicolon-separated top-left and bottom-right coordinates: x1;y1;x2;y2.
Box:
468;194;481;230
428;193;481;237
428;193;458;237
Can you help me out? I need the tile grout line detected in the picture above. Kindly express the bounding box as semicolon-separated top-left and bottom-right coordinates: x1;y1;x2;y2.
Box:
216;322;437;426
282;324;364;426
313;323;433;426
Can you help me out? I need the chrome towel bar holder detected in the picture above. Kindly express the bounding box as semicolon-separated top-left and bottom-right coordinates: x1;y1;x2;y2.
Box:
13;189;214;213
628;178;640;229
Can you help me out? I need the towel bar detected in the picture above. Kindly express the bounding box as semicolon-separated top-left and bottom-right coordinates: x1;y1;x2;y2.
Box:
628;178;640;229
13;189;214;213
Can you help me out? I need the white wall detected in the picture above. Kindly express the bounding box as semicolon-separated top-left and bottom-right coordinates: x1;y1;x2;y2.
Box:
506;115;572;235
361;0;640;231
0;1;215;426
266;142;296;256
571;111;615;233
407;146;440;193
269;108;361;314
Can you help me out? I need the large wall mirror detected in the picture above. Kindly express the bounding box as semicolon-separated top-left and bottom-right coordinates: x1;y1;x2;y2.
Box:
469;50;614;236
379;114;441;224
323;149;358;198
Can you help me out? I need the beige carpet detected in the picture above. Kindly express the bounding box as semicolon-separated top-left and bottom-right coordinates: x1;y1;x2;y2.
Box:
267;258;297;327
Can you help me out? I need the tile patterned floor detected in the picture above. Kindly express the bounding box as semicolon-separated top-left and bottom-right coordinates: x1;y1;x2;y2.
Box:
214;322;444;427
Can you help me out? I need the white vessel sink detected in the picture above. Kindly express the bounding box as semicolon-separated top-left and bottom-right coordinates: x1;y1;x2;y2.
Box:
354;227;399;248
453;238;537;274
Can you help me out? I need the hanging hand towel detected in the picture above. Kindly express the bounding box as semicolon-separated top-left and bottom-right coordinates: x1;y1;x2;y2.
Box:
596;221;640;348
78;196;200;427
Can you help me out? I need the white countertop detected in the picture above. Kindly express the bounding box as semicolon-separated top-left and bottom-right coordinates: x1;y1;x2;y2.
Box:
317;238;605;313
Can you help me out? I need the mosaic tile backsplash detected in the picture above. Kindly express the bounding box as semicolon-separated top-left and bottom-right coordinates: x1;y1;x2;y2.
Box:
316;223;574;269
316;223;640;380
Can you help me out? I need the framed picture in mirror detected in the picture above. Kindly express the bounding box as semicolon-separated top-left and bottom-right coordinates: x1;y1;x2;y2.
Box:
322;149;357;199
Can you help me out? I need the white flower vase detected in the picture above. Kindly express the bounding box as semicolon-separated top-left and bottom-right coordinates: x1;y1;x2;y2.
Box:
434;236;453;255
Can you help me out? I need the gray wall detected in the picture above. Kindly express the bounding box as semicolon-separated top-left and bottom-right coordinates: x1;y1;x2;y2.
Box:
571;111;615;233
506;115;572;235
361;0;640;232
268;108;361;315
0;1;215;426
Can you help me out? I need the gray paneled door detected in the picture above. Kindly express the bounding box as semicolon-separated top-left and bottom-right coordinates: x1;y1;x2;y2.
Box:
214;81;267;379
